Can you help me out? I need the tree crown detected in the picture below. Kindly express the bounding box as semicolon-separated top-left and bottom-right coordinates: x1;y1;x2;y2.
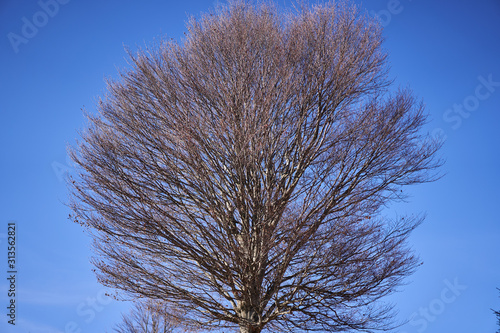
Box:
69;1;442;332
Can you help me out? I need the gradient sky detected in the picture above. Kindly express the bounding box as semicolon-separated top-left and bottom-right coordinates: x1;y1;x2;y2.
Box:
1;0;499;332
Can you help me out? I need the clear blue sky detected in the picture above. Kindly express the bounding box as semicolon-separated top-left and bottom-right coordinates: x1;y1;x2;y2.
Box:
1;0;499;332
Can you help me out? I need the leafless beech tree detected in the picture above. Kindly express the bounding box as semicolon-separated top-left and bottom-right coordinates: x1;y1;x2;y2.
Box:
113;299;197;333
69;1;442;332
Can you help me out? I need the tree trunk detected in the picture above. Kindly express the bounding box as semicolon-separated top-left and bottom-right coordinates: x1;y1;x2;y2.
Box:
239;325;261;333
238;306;261;333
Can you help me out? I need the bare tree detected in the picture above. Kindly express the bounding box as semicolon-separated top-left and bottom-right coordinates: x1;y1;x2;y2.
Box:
113;299;196;333
69;1;442;332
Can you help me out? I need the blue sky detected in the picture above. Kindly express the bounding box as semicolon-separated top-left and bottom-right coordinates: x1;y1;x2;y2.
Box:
0;0;499;332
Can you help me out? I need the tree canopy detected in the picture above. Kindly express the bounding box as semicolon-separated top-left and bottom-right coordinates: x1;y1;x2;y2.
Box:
69;1;442;332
